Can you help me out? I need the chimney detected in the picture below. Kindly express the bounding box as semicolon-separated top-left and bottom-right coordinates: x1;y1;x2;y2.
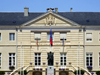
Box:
24;7;29;16
55;8;58;13
70;8;73;12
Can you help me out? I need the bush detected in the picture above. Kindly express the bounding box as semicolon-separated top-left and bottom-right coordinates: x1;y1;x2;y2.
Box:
73;70;85;74
0;71;5;74
18;70;27;75
96;71;100;74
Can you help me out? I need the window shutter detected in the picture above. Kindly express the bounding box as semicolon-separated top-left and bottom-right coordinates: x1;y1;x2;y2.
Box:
47;33;54;41
99;33;100;39
0;33;1;40
35;33;41;39
86;33;92;38
47;34;50;41
60;33;66;39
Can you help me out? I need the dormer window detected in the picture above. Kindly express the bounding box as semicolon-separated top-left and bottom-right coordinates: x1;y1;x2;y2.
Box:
86;33;92;41
60;33;67;40
34;33;41;41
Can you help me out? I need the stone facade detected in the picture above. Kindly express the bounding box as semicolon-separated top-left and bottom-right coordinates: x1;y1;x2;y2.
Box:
0;8;100;75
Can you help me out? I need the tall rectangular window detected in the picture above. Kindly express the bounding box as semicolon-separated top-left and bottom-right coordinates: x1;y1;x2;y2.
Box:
47;33;54;41
34;33;41;41
86;33;92;41
0;33;1;41
99;33;100;41
9;33;15;41
0;53;1;67
35;53;41;66
9;53;15;66
60;53;66;66
99;53;100;66
60;33;67;40
86;53;93;66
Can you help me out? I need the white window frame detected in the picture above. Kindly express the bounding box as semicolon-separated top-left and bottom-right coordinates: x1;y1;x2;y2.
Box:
0;33;1;41
47;33;54;41
0;53;1;67
60;32;67;40
9;33;15;41
99;33;100;41
86;33;92;42
60;53;67;67
35;53;41;67
9;53;15;66
86;53;93;66
34;33;41;41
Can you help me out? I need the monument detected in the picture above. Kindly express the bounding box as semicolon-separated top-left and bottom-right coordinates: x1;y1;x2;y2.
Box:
47;51;54;75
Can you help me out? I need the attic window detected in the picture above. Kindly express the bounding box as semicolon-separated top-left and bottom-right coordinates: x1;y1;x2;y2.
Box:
13;21;16;23
86;20;90;22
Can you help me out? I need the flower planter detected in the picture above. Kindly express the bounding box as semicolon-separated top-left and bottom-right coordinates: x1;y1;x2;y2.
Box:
9;66;15;71
56;62;58;65
87;66;92;71
30;62;32;65
43;62;45;65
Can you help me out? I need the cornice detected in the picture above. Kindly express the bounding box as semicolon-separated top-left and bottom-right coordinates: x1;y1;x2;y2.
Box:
0;25;100;29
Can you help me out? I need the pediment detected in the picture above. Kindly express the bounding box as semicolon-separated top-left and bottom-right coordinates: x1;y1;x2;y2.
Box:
22;12;79;26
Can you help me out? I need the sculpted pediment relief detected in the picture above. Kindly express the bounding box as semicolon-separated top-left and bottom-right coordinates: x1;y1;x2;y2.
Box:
22;13;79;26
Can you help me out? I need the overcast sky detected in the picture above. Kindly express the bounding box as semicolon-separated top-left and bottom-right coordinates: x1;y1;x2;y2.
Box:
0;0;100;12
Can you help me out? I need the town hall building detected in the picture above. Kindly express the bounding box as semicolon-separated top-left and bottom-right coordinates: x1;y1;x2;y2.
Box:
0;7;100;75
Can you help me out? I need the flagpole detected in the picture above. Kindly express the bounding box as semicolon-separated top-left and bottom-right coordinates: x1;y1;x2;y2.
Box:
79;42;81;75
23;46;24;75
63;38;64;52
37;38;38;50
50;25;51;52
77;42;78;75
20;42;22;75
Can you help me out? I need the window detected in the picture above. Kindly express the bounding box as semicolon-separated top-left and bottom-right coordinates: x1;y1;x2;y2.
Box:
60;53;66;66
99;33;100;41
0;53;1;67
9;53;15;66
35;53;41;66
86;33;92;41
47;33;54;41
99;53;100;66
86;53;93;66
60;33;67;40
34;33;41;41
0;33;1;41
9;33;15;41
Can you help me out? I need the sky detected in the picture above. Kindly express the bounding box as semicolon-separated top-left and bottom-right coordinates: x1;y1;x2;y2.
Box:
0;0;100;12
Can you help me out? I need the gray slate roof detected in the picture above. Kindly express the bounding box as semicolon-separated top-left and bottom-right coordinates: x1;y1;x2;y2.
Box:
0;12;100;26
0;12;44;26
57;12;100;26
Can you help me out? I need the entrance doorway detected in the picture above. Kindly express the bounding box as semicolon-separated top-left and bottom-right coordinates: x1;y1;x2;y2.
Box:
33;71;42;75
59;71;68;75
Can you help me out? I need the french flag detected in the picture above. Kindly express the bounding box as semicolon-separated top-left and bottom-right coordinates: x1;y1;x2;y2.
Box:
50;28;53;46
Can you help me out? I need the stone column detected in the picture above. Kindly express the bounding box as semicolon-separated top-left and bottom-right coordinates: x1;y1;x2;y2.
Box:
42;72;46;75
27;72;32;75
55;72;59;75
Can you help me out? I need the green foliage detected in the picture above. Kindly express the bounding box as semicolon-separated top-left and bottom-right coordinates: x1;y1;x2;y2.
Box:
0;71;5;74
18;70;27;75
73;70;85;74
96;71;100;74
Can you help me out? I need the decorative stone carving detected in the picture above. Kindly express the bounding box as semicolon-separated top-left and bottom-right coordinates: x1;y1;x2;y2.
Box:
46;14;55;25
